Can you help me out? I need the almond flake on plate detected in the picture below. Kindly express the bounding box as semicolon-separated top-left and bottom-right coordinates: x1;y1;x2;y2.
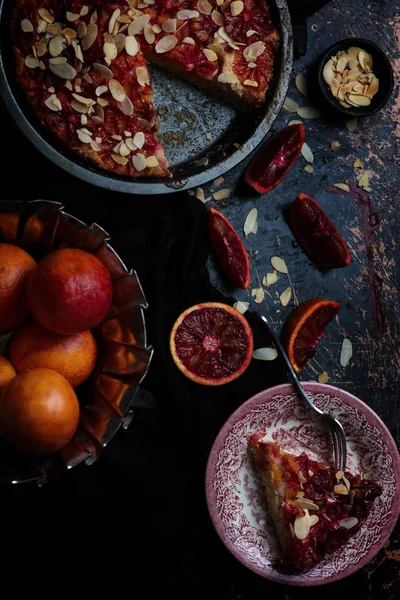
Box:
318;371;329;383
301;142;314;163
295;73;308;96
333;183;350;192
213;188;230;201
340;338;352;367
345;118;358;132
270;256;288;274
251;287;264;304
288;119;303;126
213;176;224;187
279;287;292;306
264;271;278;286
338;517;358;529
195;187;205;202
297;106;321;119
354;157;363;168
304;165;313;173
244;208;257;236
233;301;249;314
283;97;298;112
252;347;278;361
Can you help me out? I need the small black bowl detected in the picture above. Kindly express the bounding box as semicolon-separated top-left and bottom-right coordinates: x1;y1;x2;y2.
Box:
317;38;394;118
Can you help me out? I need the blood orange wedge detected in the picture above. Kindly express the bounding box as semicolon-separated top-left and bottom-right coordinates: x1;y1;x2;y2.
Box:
244;123;305;194
208;208;251;290
288;194;351;269
170;302;253;386
281;298;341;373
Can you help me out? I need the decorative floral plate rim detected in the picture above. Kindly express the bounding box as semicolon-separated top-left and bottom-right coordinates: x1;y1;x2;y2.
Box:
205;383;400;587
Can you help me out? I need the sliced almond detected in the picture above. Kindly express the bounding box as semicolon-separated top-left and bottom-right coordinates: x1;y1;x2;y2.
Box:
136;66;150;86
21;18;34;33
366;75;379;98
155;34;178;54
76;129;92;144
152;24;162;33
304;165;314;174
104;42;118;61
38;8;54;24
64;27;78;40
25;54;39;69
295;498;319;511
108;9;121;34
338;517;358;530
279;287;292;307
118;96;134;115
217;27;240;50
128;14;150;36
95;85;108;96
72;93;95;106
347;94;371;107
297;106;320;119
35;41;47;57
264;272;278;286
146;155;159;167
80;5;89;16
81;24;98;51
66;11;80;22
182;37;195;45
243;41;265;62
233;301;249;314
197;0;213;15
270;256;287;274
112;154;128;166
323;59;335;85
93;63;113;79
213;188;231;201
143;24;155;44
94;104;105;122
203;48;218;62
211;10;224;26
295;73;308;96
109;79;126;102
309;515;319;527
244;208;257;236
44;94;62;111
294;510;310;540
243;79;258;87
345;118;358;132
133;131;145;149
47;23;62;35
208;42;224;57
125;35;139;56
334;484;349;495
336;54;349;73
252;347;278;361
176;9;199;19
162;18;177;33
354;157;363;168
333;183;350;192
318;371;329;383
49;61;77;79
283;97;298;112
340;338;352;367
230;0;244;15
132;153;147;171
301;142;314;164
251;288;264;304
217;72;239;84
114;33;126;53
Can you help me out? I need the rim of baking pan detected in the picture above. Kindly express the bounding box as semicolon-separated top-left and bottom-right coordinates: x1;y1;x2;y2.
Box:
0;0;293;196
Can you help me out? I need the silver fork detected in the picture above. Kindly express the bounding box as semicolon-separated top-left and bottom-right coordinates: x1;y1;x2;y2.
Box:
259;313;347;472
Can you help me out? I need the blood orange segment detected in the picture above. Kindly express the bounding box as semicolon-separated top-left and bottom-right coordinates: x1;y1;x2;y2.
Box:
288;194;351;269
208;208;251;290
244;124;305;194
281;298;341;373
170;302;253;386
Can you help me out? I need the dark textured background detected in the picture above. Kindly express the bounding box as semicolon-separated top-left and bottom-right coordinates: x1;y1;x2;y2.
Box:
0;0;399;597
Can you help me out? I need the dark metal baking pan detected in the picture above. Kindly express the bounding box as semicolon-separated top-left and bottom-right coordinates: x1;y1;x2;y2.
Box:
0;0;293;195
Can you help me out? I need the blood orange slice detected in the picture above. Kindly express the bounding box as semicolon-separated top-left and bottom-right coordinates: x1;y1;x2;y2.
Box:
281;298;341;373
208;208;251;290
170;302;253;386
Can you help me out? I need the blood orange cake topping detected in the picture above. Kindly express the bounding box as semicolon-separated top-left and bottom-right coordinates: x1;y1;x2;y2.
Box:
249;436;382;570
12;0;278;177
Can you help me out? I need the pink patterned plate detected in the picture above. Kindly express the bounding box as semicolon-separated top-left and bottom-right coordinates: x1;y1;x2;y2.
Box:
205;383;400;586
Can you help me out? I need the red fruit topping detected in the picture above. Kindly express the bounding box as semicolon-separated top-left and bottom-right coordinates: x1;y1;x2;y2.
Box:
225;0;276;44
191;15;219;45
289;194;351;269
208;208;251;290
244;124;305;194
232;43;275;93
171;42;217;77
170;302;253;386
281;298;341;372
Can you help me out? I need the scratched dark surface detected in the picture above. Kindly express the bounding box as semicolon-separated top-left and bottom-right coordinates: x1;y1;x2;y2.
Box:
0;0;399;597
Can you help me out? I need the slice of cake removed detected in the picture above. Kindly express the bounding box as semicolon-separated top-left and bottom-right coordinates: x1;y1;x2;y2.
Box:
249;434;382;570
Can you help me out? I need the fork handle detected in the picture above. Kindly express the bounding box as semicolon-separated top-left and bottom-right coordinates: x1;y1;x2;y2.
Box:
259;315;324;416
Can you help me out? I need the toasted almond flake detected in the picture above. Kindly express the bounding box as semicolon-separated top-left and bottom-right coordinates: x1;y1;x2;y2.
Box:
128;14;150;35
112;135;123;141
49;36;66;57
336;470;345;481
301;142;314;164
93;63;113;79
142;24;154;44
72;39;84;61
340;338;352;367
243;40;265;61
177;9;199;19
331;140;341;150
152;24;162;33
264;272;278;286
338;517;358;530
251;288;264;304
80;5;89;16
65;81;73;90
146;156;159;167
244;79;258;87
21;18;34;33
270;256;288;274
288;119;303;126
196;157;209;167
34;41;47;57
230;0;244;15
71;99;88;113
90;11;98;25
213;176;224;187
90;139;100;152
113;33;126;53
298;471;307;483
38;8;54;23
182;36;195;45
252;347;278;361
108;9;121;34
136;66;150;86
125;138;136;151
217;27;240;50
195;187;205;202
345;118;358;133
233;301;249;314
132;131;145;149
155;34;178;54
213;188;231;201
354;157;363;168
44;93;62;111
323;59;335;85
244;208;257;236
63;27;77;40
82;24;98;51
295;498;319;511
109;79;126;102
49;60;77;79
98;97;110;107
211;9;224;26
203;48;218;62
295;73;308;95
294;510;310;540
76;129;92;144
333;183;350;192
132;153;146;171
357;171;369;188
111;154;128;166
66;11;80;22
197;0;213;15
343;476;351;491
304;165;314;174
297;106;321;119
118;142;130;157
124;35;138;56
48;86;55;93
104;42;118;61
72;93;94;105
80;114;87;125
25;54;39;68
162;18;177;33
309;515;319;527
334;484;349;495
95;85;108;96
347;94;371;107
318;371;329;383
47;23;62;35
283;97;298;112
279;287;292;307
218;72;239;84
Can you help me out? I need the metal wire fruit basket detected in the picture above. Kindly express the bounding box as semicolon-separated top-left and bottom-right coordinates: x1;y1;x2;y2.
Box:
0;199;153;485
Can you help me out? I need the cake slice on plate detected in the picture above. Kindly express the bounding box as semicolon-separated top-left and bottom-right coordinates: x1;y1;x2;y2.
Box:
249;434;382;570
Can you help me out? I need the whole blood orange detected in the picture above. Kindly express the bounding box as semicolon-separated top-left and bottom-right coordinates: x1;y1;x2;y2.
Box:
281;298;341;373
208;208;251;290
170;302;253;386
0;367;80;454
27;248;113;335
9;321;97;388
0;356;16;394
0;243;36;332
